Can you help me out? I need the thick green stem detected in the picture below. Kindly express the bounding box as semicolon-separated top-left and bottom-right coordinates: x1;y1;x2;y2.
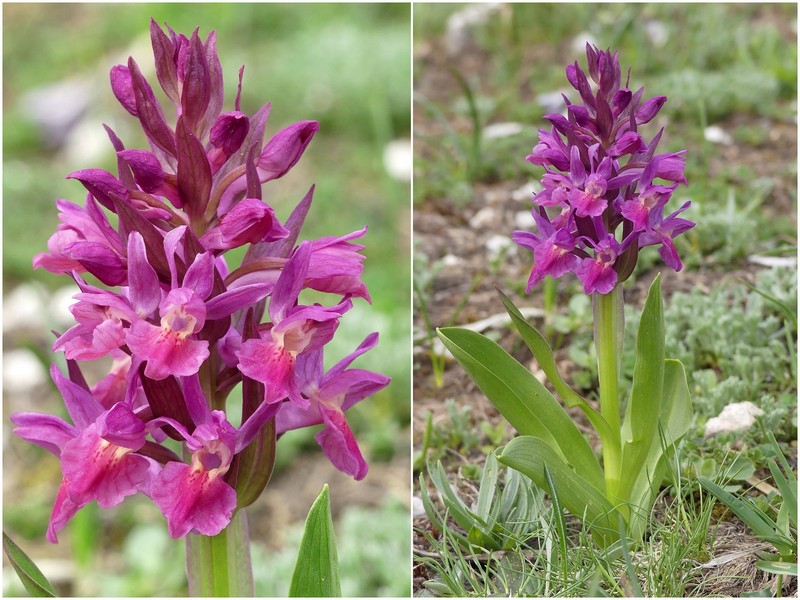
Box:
185;509;254;597
594;286;623;500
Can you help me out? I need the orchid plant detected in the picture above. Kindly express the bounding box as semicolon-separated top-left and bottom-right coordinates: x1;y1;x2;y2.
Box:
438;45;694;547
11;20;389;595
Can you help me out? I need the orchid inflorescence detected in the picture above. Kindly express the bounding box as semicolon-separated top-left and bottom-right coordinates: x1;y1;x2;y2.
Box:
514;43;694;295
13;20;389;542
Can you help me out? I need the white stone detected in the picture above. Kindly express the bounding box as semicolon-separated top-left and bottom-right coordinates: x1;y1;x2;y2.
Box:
3;349;47;394
4;284;46;333
482;122;523;139
536;91;566;115
571;33;600;56
21;78;92;147
62;117;116;166
514;210;536;229
469;206;496;229
512;182;540;202
486;234;514;261
748;255;797;268
412;496;426;519
49;285;79;329
704;125;733;146
441;254;463;267
644;20;669;48
445;3;504;55
383;138;412;182
704;401;764;437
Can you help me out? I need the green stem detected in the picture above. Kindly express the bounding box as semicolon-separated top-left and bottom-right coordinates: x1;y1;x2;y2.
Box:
594;286;623;500
186;509;254;597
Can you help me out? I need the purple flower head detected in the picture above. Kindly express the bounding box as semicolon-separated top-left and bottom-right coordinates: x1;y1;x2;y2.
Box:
515;45;694;295
17;19;388;544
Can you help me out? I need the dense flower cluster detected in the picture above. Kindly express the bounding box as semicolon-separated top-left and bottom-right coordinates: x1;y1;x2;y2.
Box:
14;20;389;542
514;44;694;295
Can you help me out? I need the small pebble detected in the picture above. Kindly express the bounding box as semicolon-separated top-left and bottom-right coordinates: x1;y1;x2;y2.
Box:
49;285;79;329
412;496;426;519
704;125;733;146
445;3;504;55
3;349;47;394
441;254;463;267
383;138;412;182
536;91;567;114
482;122;523;139
512;182;538;202
469;207;496;229
514;210;535;229
704;401;764;437
486;234;514;261
571;33;600;55
4;284;46;333
644;20;668;47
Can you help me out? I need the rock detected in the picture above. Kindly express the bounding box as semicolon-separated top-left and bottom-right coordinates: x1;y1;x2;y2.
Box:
644;20;669;47
412;496;426;519
704;401;764;437
3;349;47;394
486;234;514;261
536;91;567;114
383;138;412;182
512;182;540;201
441;254;463;267
49;285;78;329
482;122;523;139
469;206;496;229
4;284;46;333
21;78;92;149
514;210;535;229
445;3;505;56
571;33;600;56
704;125;733;146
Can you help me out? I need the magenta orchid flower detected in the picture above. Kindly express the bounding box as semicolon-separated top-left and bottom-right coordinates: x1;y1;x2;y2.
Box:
277;333;390;480
14;18;388;555
12;365;157;543
515;44;694;295
236;242;353;407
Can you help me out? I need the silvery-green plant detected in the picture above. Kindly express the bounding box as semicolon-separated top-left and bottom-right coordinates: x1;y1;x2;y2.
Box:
438;45;694;546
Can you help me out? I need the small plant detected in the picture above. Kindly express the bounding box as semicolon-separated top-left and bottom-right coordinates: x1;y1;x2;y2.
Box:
438;45;695;546
420;453;544;552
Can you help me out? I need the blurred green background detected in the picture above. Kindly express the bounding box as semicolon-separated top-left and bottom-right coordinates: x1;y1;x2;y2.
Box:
3;3;410;597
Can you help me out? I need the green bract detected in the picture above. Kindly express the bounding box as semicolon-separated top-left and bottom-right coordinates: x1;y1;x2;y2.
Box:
437;275;693;546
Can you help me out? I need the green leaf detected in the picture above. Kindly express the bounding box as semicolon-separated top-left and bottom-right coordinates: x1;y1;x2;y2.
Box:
755;560;798;576
619;275;665;495
289;485;341;597
544;464;569;584
437;327;604;491
497;437;620;547
3;532;56;597
475;452;499;520
497;288;615;445
624;359;693;538
699;477;795;557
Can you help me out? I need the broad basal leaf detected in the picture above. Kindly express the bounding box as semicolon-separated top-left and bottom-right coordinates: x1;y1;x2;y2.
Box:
619;275;665;499
498;437;620;547
438;327;604;491
497;288;615;445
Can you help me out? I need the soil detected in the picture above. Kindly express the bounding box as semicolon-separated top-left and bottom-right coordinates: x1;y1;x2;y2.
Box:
412;7;797;598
